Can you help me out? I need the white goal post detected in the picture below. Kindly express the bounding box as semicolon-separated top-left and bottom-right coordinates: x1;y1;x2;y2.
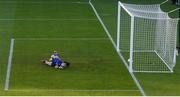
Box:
117;1;179;73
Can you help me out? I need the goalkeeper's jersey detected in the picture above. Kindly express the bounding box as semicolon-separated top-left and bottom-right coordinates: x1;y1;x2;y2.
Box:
52;58;62;66
51;54;62;66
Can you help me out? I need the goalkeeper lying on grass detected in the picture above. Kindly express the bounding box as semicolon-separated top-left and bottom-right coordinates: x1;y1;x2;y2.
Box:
41;51;70;69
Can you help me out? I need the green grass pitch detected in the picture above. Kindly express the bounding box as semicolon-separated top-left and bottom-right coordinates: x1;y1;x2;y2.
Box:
0;0;180;96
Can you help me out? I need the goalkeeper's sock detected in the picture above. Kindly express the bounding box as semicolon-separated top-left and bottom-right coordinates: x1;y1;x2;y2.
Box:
59;66;64;70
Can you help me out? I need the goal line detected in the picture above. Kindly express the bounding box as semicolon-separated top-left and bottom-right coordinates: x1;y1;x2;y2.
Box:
89;0;146;96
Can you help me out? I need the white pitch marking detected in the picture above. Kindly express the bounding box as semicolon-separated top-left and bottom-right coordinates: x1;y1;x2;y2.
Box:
89;0;146;96
4;38;15;91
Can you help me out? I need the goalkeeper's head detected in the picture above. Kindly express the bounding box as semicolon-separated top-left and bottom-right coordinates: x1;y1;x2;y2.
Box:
53;50;59;56
54;50;57;53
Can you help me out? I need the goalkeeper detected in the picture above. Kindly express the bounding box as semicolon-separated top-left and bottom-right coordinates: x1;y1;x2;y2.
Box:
42;51;70;69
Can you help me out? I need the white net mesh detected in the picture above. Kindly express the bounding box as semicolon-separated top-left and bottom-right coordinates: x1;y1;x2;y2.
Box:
122;3;170;19
118;2;179;72
122;3;161;12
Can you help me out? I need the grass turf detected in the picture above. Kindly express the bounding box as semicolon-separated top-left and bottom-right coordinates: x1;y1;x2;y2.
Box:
91;0;180;95
0;0;141;96
0;0;179;96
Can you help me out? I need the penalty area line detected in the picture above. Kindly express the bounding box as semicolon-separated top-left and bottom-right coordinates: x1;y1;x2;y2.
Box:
4;38;15;91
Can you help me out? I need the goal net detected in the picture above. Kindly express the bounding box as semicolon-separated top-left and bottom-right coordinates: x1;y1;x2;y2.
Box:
117;1;179;72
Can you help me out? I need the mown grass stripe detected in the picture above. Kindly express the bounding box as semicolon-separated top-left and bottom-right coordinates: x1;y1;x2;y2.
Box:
0;18;97;21
8;89;140;92
15;38;109;41
0;1;89;4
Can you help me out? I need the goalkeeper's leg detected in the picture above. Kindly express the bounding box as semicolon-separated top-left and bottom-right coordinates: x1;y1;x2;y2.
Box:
42;60;52;66
58;62;70;69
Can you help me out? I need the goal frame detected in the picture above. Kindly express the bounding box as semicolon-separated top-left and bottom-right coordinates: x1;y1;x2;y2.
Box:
117;1;134;72
116;1;177;73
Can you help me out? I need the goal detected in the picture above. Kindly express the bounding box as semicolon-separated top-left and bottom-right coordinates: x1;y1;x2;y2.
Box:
117;1;179;73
